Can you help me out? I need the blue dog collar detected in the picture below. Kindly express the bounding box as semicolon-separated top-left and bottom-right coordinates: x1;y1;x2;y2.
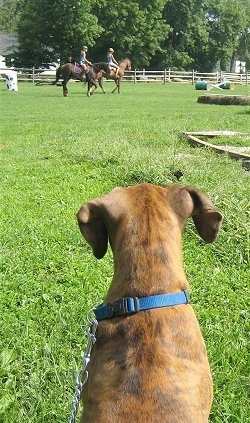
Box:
94;290;189;321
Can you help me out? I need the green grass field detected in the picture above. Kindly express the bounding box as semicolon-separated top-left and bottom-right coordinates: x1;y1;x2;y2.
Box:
0;81;249;422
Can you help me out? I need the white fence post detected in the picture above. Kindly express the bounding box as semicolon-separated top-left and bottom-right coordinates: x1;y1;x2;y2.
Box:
134;69;136;83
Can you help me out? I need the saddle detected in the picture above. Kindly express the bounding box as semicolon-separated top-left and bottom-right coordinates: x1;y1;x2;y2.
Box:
108;64;119;75
74;63;90;75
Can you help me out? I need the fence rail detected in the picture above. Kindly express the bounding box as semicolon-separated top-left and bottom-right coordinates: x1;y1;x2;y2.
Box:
0;67;249;85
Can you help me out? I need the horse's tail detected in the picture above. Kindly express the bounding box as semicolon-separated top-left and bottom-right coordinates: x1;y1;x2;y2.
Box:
52;66;61;84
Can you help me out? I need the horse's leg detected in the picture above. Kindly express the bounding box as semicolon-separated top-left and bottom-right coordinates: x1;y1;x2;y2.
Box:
91;81;97;96
87;80;97;97
52;66;61;85
62;80;68;97
87;80;92;96
111;77;120;94
98;77;106;94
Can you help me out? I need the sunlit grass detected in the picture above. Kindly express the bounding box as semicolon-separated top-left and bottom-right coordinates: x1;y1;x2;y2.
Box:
0;81;249;422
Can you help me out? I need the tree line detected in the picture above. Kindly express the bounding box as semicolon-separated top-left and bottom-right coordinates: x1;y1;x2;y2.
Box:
0;0;249;71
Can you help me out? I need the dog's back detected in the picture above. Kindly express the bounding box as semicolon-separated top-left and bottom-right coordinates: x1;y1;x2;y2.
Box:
77;184;223;422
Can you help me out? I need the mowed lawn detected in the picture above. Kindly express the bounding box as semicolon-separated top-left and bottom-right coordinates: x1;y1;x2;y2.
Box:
0;80;249;422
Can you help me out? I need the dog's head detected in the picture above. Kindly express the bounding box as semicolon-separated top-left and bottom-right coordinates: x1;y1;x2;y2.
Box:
76;184;223;259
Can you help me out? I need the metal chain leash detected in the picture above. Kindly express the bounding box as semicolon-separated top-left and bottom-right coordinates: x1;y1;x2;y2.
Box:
69;313;98;423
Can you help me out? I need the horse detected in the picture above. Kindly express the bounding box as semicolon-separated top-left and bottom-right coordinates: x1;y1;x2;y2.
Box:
93;58;131;94
53;62;110;97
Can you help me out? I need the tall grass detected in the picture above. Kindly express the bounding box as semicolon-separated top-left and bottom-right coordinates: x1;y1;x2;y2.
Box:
0;81;249;422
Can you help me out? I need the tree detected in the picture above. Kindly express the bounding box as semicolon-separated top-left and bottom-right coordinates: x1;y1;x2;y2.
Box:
160;0;210;70
160;0;249;71
7;0;250;70
234;0;250;69
0;0;19;32
13;0;170;67
91;0;171;68
204;0;248;71
14;0;103;66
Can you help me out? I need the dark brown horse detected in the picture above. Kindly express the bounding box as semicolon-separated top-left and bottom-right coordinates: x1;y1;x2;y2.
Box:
94;58;131;93
54;62;110;97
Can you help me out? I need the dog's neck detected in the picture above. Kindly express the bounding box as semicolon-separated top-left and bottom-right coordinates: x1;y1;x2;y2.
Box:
105;225;188;302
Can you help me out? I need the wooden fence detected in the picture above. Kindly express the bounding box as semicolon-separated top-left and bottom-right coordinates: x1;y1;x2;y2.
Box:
0;67;249;85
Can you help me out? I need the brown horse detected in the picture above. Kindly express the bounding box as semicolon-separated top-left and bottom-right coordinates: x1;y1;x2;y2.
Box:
54;62;110;97
94;58;131;94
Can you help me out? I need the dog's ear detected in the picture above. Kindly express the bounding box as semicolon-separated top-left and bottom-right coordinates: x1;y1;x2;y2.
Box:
185;187;223;243
76;202;108;259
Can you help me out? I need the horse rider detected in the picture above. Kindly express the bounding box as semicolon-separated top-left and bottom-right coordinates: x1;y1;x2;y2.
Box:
79;46;92;71
107;48;119;76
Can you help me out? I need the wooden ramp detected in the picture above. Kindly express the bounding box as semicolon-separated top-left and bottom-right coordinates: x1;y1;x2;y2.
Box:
182;131;250;168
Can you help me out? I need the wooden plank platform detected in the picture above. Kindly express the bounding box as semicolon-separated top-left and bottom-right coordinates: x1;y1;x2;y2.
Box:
182;131;250;162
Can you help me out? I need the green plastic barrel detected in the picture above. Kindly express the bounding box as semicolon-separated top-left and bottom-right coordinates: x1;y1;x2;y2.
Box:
195;81;210;90
220;82;234;90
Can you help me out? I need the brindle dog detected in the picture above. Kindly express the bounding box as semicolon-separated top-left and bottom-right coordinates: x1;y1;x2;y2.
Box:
76;183;223;423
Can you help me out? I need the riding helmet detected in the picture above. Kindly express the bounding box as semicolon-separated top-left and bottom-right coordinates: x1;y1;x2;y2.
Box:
108;48;114;52
82;46;88;50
